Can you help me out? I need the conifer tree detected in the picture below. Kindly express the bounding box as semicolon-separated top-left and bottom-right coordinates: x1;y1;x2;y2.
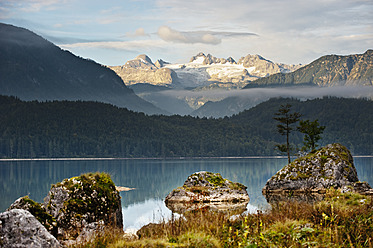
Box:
273;104;301;163
298;119;325;153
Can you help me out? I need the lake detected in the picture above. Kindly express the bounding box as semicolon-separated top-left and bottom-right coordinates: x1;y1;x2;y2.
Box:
1;157;372;231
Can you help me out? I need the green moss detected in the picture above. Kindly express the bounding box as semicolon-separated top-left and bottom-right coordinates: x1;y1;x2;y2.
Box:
206;173;225;187
185;172;246;193
51;172;121;236
16;196;57;236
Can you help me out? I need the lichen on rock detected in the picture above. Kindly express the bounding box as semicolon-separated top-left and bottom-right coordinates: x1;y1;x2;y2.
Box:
0;209;62;248
262;143;373;201
43;172;123;240
165;171;249;213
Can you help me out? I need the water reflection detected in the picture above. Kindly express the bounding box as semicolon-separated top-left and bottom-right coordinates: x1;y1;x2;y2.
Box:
122;199;172;231
0;157;372;231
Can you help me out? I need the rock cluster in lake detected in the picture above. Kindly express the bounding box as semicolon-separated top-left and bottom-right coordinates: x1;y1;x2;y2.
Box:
165;171;250;213
0;172;123;247
262;143;373;202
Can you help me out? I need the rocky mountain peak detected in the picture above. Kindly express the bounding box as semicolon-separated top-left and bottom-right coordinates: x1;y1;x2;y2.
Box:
189;52;237;65
226;57;236;64
189;52;207;62
124;54;157;70
110;54;179;86
154;59;169;68
238;54;272;67
136;54;153;64
203;54;217;65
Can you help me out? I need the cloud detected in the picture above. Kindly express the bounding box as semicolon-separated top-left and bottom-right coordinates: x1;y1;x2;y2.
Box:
18;0;63;12
157;26;256;45
59;39;167;51
126;27;149;37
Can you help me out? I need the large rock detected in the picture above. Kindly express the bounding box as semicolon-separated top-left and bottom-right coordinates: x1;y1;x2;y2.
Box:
0;209;61;248
262;143;373;201
165;171;249;213
7;196;57;236
43;172;123;240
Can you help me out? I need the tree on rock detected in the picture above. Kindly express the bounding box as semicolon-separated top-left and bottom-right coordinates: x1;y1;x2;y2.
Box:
298;119;325;153
273;104;301;163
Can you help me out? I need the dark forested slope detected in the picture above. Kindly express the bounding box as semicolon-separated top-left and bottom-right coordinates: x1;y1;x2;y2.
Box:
0;23;166;115
0;96;372;158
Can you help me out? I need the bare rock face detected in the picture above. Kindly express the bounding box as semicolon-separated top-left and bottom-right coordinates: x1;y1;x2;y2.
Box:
43;172;123;240
165;171;249;213
109;54;179;86
262;143;373;201
0;209;61;248
238;54;302;77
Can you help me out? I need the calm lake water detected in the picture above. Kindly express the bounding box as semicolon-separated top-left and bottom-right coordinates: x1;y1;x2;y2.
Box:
1;157;372;231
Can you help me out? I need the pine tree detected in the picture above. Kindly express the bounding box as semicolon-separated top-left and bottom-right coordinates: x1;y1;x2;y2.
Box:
298;119;325;153
273;104;301;163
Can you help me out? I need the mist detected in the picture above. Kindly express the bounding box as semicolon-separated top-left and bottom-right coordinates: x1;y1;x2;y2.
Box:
153;85;373;117
160;86;373;100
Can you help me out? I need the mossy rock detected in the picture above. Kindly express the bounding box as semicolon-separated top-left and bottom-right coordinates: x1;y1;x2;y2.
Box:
43;172;123;240
7;196;58;237
165;171;249;213
263;143;372;199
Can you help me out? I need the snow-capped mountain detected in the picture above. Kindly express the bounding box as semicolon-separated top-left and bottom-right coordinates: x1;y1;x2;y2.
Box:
107;52;302;115
110;52;302;89
165;52;301;88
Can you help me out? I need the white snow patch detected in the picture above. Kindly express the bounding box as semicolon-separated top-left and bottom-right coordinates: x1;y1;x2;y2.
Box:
206;63;246;78
190;56;205;64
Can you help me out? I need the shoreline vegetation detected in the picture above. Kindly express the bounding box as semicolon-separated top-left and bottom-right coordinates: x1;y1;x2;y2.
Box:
77;189;373;248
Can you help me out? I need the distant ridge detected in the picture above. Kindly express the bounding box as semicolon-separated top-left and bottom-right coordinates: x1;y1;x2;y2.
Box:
244;50;373;88
0;23;167;115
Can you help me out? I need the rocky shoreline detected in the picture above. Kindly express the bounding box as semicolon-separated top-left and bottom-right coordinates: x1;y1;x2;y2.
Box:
1;143;372;247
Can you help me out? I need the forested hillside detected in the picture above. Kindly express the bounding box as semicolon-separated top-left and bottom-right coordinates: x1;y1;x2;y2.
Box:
0;96;372;158
0;23;165;115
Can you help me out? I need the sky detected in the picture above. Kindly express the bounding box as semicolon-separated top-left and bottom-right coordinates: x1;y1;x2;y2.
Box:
1;0;372;66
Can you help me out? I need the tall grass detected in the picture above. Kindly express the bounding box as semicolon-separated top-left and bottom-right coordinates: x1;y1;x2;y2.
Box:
77;190;373;247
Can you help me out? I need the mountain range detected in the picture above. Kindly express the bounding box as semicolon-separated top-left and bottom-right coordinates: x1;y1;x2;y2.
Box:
1;23;372;118
244;50;373;88
110;52;302;89
109;50;373;116
191;50;373;117
0;23;167;115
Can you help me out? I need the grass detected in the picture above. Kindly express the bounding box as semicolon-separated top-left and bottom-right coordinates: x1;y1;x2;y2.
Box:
76;189;373;247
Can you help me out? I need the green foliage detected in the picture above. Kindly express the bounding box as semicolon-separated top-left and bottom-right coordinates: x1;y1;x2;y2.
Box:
298;119;326;152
